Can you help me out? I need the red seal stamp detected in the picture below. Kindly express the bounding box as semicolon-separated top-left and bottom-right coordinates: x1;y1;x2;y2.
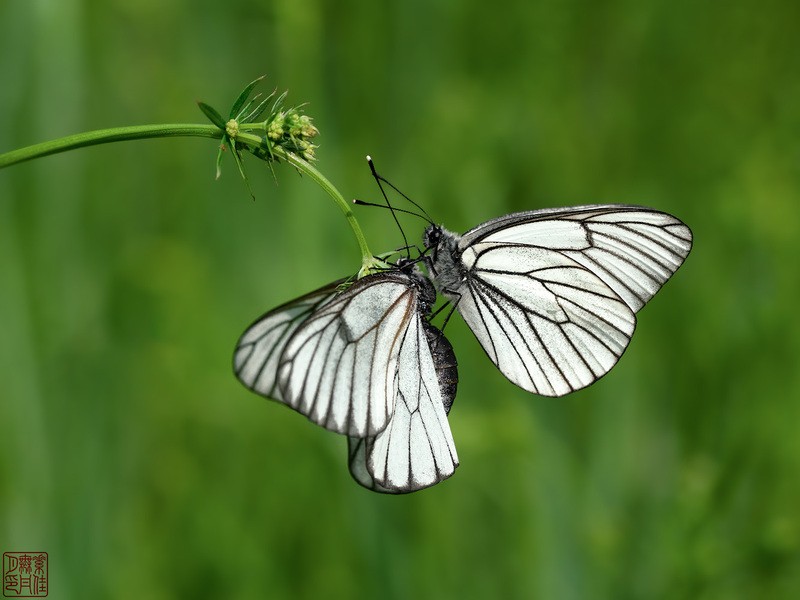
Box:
2;553;47;597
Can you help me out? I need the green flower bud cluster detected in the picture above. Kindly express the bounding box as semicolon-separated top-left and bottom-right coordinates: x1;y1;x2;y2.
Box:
198;78;324;194
266;110;319;162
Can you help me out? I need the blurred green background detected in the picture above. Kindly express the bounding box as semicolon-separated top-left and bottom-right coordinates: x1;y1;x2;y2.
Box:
1;0;798;598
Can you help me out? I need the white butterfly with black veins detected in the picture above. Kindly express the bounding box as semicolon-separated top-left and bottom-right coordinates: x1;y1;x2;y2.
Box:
423;204;693;396
233;262;459;493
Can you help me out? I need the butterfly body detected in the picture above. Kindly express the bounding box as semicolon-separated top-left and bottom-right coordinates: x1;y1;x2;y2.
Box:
424;320;458;412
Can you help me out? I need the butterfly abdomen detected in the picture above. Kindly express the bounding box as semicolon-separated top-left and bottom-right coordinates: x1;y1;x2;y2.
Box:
423;321;458;413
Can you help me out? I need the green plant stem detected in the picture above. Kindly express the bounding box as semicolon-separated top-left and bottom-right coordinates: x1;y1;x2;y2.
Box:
0;124;222;167
0;124;376;269
258;139;376;270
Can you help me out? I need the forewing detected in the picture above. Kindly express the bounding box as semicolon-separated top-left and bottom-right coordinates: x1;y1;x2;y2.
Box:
278;274;417;437
455;205;691;396
233;280;345;402
348;313;459;494
461;205;693;312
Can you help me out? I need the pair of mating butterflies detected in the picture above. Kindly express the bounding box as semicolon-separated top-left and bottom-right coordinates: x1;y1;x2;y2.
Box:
234;205;693;493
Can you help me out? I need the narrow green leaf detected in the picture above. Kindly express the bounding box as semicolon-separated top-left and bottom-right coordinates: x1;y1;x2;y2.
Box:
230;144;256;200
242;90;277;123
214;138;227;180
271;90;289;114
236;93;262;123
230;75;266;120
197;102;226;129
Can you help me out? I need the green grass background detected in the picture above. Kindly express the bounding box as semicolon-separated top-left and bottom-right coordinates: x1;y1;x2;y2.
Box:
1;0;799;598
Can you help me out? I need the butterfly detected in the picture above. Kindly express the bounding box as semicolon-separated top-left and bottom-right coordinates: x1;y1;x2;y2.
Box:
233;261;459;493
421;204;693;397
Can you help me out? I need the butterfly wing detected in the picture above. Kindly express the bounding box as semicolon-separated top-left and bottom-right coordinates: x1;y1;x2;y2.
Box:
234;279;346;402
276;273;417;437
460;205;693;312
347;315;459;493
234;273;417;438
442;205;692;396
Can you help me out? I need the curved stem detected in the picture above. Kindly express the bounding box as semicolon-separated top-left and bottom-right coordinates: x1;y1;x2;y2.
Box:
0;124;222;168
232;131;376;269
276;152;374;266
0;123;378;271
286;153;377;269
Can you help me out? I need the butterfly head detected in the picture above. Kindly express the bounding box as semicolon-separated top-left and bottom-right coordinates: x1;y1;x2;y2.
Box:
422;224;442;254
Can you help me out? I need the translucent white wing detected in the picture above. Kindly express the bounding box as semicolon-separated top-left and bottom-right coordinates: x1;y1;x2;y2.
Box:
347;316;459;493
460;205;693;312
430;205;692;396
347;438;388;492
233;280;345;402
234;274;417;437
276;274;417;437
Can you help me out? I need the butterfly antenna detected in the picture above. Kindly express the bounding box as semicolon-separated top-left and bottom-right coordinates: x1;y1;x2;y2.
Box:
366;156;410;259
369;164;435;225
352;199;429;220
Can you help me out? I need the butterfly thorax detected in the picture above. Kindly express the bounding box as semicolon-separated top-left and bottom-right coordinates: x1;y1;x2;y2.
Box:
396;258;437;314
423;225;465;298
414;273;437;315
